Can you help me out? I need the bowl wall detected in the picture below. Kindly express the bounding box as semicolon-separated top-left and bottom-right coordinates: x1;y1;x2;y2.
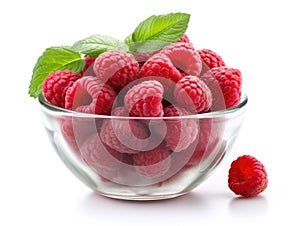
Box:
39;94;247;200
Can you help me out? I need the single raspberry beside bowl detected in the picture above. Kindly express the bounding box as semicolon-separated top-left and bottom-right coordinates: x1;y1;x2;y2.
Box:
124;80;164;117
174;75;212;113
42;70;81;108
93;50;139;92
65;76;116;115
228;155;268;197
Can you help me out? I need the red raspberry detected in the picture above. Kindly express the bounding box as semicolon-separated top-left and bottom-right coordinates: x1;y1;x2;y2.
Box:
139;53;182;83
177;34;191;43
163;105;199;152
60;118;81;156
124;80;164;117
93;50;139;92
100;107;150;154
80;133;125;181
198;49;226;70
228;155;268;197
65;76;116;115
160;42;202;76
174;75;212;113
80;57;96;76
186;118;222;167
60;117;102;156
135;51;159;67
42;70;81;108
206;67;242;108
170;118;222;172
133;143;171;178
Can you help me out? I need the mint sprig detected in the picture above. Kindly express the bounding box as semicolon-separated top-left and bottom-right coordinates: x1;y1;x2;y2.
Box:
71;34;129;57
28;47;85;98
126;12;190;52
29;12;191;99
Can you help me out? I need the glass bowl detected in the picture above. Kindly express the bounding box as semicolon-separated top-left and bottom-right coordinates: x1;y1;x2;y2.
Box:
38;93;247;200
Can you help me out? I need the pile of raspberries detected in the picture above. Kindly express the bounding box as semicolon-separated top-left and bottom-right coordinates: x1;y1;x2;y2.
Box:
42;36;267;197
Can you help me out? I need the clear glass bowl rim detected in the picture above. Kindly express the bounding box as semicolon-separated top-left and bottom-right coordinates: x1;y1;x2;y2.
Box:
38;93;248;120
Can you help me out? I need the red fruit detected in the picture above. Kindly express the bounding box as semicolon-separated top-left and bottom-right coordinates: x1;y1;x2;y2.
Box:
228;155;268;197
177;34;191;44
60;118;81;156
124;80;164;117
65;76;116;115
160;42;202;76
163;105;199;152
198;49;226;70
139;53;182;83
170;118;222;170
200;72;226;111
186;118;223;167
60;116;102;156
133;143;171;178
42;70;81;108
100;107;150;154
93;50;139;91
80;57;96;76
80;133;125;181
206;67;242;108
174;75;212;113
135;51;159;67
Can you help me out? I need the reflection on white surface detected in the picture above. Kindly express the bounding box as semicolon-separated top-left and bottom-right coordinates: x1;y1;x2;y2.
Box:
229;196;268;217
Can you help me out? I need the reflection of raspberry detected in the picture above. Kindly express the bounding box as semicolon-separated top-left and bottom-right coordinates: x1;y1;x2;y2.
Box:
100;107;149;154
133;143;171;178
65;76;116;115
124;80;164;117
174;75;212;113
160;42;202;76
163;105;199;152
93;50;139;91
198;49;225;70
208;67;242;108
42;70;81;108
228;155;268;197
80;133;124;181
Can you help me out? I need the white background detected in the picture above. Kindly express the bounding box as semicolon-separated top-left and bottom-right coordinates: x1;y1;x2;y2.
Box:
0;0;299;225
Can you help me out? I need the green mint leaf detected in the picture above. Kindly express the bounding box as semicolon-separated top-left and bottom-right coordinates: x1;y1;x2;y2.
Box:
130;12;190;52
124;34;136;52
29;46;85;98
71;34;129;57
